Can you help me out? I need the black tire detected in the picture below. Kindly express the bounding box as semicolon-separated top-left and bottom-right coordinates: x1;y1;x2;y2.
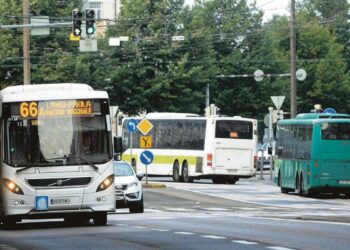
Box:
64;215;90;226
182;162;193;183
295;173;299;193
129;197;144;214
227;176;238;185
298;174;305;196
172;161;181;182
93;212;107;226
212;176;226;184
1;217;17;230
278;171;289;194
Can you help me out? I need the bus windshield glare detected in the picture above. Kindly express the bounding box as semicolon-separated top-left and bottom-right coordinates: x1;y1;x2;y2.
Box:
3;99;113;167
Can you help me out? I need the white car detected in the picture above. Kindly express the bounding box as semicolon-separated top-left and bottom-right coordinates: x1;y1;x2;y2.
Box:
114;161;144;213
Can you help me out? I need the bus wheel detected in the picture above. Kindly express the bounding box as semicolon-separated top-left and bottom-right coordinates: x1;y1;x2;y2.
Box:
227;176;238;184
93;212;107;226
279;171;289;194
2;217;17;229
298;174;305;196
172;161;181;182
182;162;193;183
131;158;137;172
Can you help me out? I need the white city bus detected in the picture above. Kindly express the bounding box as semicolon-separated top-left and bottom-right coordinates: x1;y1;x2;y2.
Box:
121;113;258;184
0;84;115;228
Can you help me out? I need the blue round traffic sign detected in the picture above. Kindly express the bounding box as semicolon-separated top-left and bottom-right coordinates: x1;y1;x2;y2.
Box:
323;108;337;114
140;150;154;165
127;118;138;133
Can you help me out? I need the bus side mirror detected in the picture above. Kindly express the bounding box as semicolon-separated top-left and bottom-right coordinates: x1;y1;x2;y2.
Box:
114;136;123;154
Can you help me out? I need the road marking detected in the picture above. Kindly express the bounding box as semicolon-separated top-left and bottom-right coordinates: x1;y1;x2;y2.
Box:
233;240;258;245
0;244;19;250
116;224;127;226
133;226;147;229
174;232;195;235
267;247;295;250
203;207;229;211
202;235;227;239
151;228;170;232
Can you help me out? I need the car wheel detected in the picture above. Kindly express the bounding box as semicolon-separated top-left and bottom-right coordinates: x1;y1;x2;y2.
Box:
93;212;107;226
129;197;144;213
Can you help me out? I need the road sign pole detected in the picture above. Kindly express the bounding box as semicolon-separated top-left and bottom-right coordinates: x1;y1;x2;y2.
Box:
269;107;273;180
130;132;133;172
145;164;148;184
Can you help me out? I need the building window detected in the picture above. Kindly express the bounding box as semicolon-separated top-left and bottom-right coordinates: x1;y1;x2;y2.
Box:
88;1;101;19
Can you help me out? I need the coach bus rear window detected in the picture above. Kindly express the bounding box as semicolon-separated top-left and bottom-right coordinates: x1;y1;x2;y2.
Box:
215;121;253;139
321;123;350;140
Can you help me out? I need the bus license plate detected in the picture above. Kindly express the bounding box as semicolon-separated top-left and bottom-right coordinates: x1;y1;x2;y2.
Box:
339;180;350;185
50;198;71;205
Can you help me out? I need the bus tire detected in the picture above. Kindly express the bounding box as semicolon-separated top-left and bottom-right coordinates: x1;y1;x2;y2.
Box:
172;161;181;182
131;158;137;173
278;171;289;193
93;212;107;226
182;162;193;183
1;217;17;230
227;176;238;184
298;174;305;196
295;172;299;192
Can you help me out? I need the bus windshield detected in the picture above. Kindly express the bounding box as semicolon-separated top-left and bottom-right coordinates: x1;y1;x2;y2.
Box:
3;100;113;167
321;122;350;140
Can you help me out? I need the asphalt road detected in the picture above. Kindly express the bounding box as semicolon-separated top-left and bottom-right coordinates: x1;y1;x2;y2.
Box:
0;175;349;250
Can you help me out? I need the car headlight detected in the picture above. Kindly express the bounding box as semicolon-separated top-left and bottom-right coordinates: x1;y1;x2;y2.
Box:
3;178;24;195
96;174;114;192
128;181;138;188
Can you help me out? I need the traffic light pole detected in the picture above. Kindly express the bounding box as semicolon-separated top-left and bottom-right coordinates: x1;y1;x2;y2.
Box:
23;0;30;85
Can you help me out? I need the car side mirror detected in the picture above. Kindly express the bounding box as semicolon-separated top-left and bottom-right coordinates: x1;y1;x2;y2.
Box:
114;136;123;154
136;173;145;181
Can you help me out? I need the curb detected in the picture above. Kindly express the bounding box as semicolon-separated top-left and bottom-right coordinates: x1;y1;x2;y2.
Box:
142;183;166;188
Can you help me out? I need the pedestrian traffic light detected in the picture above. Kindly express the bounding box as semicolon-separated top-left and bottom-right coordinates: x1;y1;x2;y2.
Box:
85;9;95;35
72;10;82;37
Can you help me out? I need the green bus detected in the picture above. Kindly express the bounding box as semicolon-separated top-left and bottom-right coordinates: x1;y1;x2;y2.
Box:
274;113;350;197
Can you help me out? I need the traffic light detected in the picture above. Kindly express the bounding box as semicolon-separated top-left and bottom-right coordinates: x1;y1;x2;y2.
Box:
72;10;82;37
85;9;95;35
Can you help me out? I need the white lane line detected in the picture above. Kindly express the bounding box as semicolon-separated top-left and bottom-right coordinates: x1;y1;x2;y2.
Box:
151;228;170;232
202;235;227;239
233;240;258;245
174;232;195;235
148;217;173;220
116;224;127;226
132;226;147;229
267;247;295;250
203;207;229;211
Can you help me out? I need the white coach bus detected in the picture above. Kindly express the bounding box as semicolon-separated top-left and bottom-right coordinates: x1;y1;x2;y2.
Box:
0;84;115;228
121;113;258;184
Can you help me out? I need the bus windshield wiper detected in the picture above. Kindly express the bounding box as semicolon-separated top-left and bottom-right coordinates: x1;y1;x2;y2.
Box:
15;157;68;174
68;155;100;172
15;156;99;174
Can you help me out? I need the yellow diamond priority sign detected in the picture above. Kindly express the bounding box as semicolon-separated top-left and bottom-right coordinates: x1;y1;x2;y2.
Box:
137;118;153;135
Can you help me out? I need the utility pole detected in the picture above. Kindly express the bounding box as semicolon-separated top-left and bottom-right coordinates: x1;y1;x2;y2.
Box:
290;0;297;117
23;0;30;85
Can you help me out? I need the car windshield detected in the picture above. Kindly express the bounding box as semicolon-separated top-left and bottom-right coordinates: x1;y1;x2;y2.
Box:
114;163;134;176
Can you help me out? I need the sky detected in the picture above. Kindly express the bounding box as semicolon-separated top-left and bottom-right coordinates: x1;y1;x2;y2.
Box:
184;0;290;21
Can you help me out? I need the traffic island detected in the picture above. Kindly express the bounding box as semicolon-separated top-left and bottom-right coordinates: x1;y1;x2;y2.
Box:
142;183;166;188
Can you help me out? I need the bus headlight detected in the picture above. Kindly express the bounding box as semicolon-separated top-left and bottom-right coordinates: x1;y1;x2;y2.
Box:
3;179;24;195
96;174;114;192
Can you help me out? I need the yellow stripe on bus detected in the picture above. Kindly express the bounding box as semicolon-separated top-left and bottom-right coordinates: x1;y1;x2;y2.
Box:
122;154;199;166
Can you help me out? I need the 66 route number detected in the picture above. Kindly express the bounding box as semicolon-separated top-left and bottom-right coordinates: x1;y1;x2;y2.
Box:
20;102;38;118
